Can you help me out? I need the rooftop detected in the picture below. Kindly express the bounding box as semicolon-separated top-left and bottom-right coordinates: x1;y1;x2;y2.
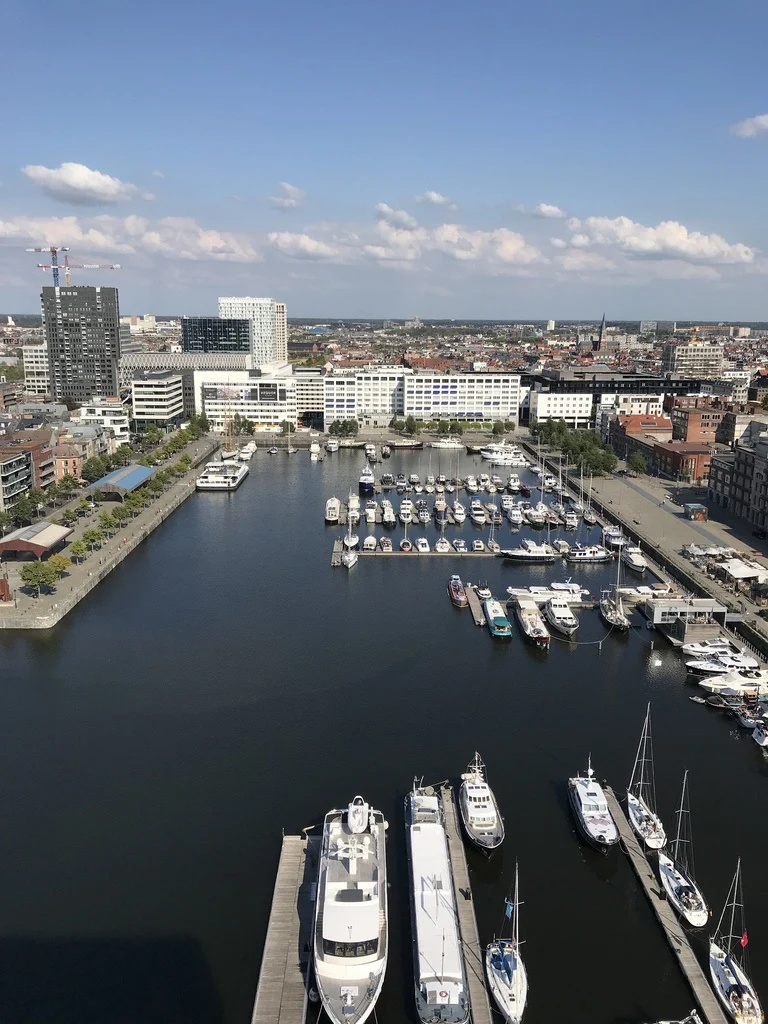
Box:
86;464;155;495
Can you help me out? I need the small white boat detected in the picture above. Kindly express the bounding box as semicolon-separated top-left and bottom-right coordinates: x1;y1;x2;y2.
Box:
362;535;377;552
195;460;249;491
622;545;648;573
399;499;414;524
682;638;737;656
472;539;486;553
459;752;504;852
686;654;760;675
709;860;762;1024
626;704;666;851
543;596;579;637
435;536;451;553
552;538;570;554
551;579;590;598
658;770;709;928
603;525;627;548
453;501;467;523
325;438;339;453
415;537;430;554
514;596;550;647
325;497;341;524
507;507;524;527
752;721;768;747
486;864;527;1024
379;536;393;552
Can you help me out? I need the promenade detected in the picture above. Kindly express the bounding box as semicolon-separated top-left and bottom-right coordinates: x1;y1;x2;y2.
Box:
0;438;219;630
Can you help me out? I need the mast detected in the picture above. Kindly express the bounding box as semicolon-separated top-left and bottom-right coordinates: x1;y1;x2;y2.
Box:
512;861;520;954
715;859;747;960
672;769;695;879
629;704;656;813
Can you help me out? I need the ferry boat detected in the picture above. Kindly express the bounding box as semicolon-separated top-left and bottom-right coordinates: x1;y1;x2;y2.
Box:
325;496;341;523
499;538;557;564
543;595;579;637
567;757;619;854
195;460;249;491
514;596;551;647
405;782;470;1024
622;545;648;573
313;796;388;1024
359;464;375;494
565;544;612;563
458;752;504;853
484;599;513;638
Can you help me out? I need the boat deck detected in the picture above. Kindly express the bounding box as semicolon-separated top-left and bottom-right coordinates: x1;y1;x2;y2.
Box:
603;787;728;1024
251;835;320;1024
440;784;494;1024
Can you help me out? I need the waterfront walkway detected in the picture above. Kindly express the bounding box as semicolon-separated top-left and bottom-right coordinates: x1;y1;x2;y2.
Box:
0;438;218;629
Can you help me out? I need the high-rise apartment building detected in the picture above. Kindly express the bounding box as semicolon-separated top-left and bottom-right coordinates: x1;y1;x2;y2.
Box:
42;286;121;403
22;342;50;396
662;340;723;378
217;296;286;364
181;317;252;353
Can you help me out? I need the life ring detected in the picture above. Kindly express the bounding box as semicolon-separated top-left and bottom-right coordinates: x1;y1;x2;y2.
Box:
439;990;449;1000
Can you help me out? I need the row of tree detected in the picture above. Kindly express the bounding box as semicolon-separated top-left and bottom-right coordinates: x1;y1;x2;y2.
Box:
328;420;359;436
531;419;619;476
137;417;208;467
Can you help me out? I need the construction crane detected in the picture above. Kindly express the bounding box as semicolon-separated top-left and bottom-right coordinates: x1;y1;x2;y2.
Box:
25;246;70;286
34;253;122;286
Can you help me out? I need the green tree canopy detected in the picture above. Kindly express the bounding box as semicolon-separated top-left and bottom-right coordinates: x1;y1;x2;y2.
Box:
69;539;86;563
437;420;450;435
11;496;36;526
81;457;107;484
82;527;103;550
19;561;58;596
98;511;116;533
627;451;648;475
492;420;505;436
47;553;71;578
0;511;13;535
405;415;419;436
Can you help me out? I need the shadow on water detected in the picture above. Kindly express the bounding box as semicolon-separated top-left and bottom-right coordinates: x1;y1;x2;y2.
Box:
0;935;223;1024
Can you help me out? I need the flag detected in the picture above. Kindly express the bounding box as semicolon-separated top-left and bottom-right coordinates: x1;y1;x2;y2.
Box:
741;930;749;948
505;900;513;919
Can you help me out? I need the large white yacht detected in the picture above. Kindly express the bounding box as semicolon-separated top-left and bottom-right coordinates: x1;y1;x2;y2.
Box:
429;437;465;449
195;460;249;491
458;752;505;853
405;782;469;1024
567;757;619;854
313;796;388;1024
543;595;579;637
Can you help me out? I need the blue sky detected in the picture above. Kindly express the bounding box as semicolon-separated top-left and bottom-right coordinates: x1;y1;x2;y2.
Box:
3;0;768;319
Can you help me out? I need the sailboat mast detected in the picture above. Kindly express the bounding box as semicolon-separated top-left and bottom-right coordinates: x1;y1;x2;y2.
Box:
629;707;648;794
645;706;658;813
513;861;520;952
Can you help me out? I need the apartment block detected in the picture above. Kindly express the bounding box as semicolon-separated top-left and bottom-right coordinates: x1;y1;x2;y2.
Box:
661;340;724;378
42;286;121;403
131;372;184;428
529;390;592;428
22;343;50;397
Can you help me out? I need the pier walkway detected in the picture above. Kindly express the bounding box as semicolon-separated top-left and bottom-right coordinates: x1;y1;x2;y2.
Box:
603;787;727;1024
465;585;486;626
251;834;319;1024
441;783;493;1024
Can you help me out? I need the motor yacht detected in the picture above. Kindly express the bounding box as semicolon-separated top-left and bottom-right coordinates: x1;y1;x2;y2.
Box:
567;757;619;854
453;538;467;553
325;496;341;523
379;536;393;552
362;535;377;552
399;499;414;524
325;438;340;453
686;653;759;675
544;595;579;637
459;752;504;852
435;536;450;553
566;544;612;563
602;525;627;548
195;460;249;491
500;539;557;564
622;545;648;573
514;596;551;647
359;464;375;494
416;537;430;553
453;500;467;523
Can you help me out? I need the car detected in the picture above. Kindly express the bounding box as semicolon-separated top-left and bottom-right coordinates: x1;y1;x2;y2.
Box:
758;609;768;620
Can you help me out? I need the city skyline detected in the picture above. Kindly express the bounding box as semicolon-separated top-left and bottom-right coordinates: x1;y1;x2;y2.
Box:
3;0;768;318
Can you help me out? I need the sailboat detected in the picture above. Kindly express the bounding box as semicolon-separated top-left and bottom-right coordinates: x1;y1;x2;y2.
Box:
599;551;631;630
658;770;709;927
486;863;527;1024
626;704;666;850
285;422;297;454
342;493;359;569
709;860;763;1024
583;473;597;525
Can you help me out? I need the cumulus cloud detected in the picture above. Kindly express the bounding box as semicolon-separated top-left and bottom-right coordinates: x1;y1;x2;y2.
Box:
533;202;566;219
268;232;338;259
570;233;591;248
579;214;755;263
375;202;419;230
559;250;615;272
730;113;768;138
363;215;542;267
151;169;165;179
416;190;455;208
550;237;567;249
269;182;305;210
566;217;582;231
22;162;155;206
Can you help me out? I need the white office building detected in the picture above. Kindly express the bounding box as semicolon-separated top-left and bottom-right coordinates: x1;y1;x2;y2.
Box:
22;343;50;396
76;396;132;448
193;366;297;431
292;367;326;423
662;340;724;378
530;390;593;429
596;394;664;441
218;296;287;364
132;372;185;427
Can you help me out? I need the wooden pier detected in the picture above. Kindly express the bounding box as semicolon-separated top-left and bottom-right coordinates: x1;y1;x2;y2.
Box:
441;784;494;1024
603;787;728;1024
465;585;487;626
330;540;342;567
251;835;319;1024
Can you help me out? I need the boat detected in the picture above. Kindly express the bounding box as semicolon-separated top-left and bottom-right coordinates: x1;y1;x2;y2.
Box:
600;555;631;631
389;438;424;450
399;499;414;524
416;537;430;554
362;535;377;553
472;539;486;553
484;598;513;638
486;863;527;1024
500;539;557;564
507;473;521;492
325;438;340;453
381;444;391;458
380;536;393;552
551;579;590;598
626;704;666;850
622;545;648;573
338;439;366;449
543;595;579;637
696;669;768;697
464;475;478;493
405;782;469;1024
359;464;375;494
435;535;450;554
364;443;377;463
658;770;709;927
552;538;570;555
195;460;249;491
429;437;464;449
568;756;619;854
686;654;760;675
448;576;468;608
382;504;397;528
682;638;737;656
453;538;467;553
458;752;504;853
563;511;579;530
312;795;388;1024
752;721;768;747
476;583;492;601
507;507;524;527
365;500;377;524
380;472;394;489
565;544;612;563
709;860;762;1024
514;596;551;647
310;440;321;458
603;524;627;548
409;473;420;485
326;497;341;523
400;537;413;553
347;494;361;524
453;501;466;524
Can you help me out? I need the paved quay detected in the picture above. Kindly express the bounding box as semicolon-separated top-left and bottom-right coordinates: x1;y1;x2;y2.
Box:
0;438;219;630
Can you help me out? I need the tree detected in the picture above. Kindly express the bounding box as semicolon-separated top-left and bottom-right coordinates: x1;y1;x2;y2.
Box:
405;415;418;436
196;412;210;433
47;553;71;578
627;451;647;476
69;539;86;563
82;527;103;551
27;489;46;515
62;508;78;527
0;511;13;536
114;444;133;467
437;420;450;435
76;497;93;516
81;457;106;484
11;496;36;526
147;477;163;496
98;511;116;534
19;561;58;597
492;420;505;436
392;419;405;432
59;474;79;499
112;506;130;526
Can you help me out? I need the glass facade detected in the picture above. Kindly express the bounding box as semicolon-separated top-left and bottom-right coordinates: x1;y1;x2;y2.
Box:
181;317;252;353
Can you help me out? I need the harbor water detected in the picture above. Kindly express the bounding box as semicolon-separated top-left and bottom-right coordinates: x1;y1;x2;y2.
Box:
1;448;766;1024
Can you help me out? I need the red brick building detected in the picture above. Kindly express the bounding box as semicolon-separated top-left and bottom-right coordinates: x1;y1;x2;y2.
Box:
654;441;713;483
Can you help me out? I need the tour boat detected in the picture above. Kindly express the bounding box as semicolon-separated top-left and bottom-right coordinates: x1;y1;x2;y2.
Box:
484;598;513;639
500;539;557;564
325;497;341;523
195;460;249;491
626;704;667;850
567;756;619;854
313;796;388;1024
543;595;579;637
486;864;527;1024
405;782;469;1024
514;596;551;647
458;752;504;853
565;544;612;563
658;770;709;928
448;576;468;608
709;860;762;1024
622;545;648;573
359;464;375;494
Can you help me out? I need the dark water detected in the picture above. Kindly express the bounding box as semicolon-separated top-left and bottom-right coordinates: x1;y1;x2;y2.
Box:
1;450;766;1024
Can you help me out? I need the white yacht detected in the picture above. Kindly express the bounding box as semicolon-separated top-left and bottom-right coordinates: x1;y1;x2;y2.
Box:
399;499;414;524
681;637;736;656
195;460;249;491
453;500;466;523
686;653;759;675
405;782;469;1024
709;860;762;1024
514;596;551;647
622;545;648;573
486;863;527;1024
416;537;430;553
507;506;524;527
565;544;612;563
310;439;322;458
359;464;375;493
313;796;388;1024
626;705;667;851
326;438;340;453
500;539;557;564
458;752;504;853
752;721;768;747
567;757;619;854
325;496;341;523
658;770;709;928
429;437;464;449
507;473;521;492
603;524;627;548
543;595;579;637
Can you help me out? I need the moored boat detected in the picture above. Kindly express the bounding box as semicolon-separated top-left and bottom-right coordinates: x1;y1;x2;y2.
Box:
195;460;249;491
500;538;557;564
567;757;619;854
325;496;341;523
543;595;579;637
709;860;762;1024
448;575;469;608
359;464;375;494
658;770;709;928
514;596;551;647
565;544;612;563
486;863;527;1024
458;752;504;853
622;545;648;573
626;704;666;850
484;598;513;638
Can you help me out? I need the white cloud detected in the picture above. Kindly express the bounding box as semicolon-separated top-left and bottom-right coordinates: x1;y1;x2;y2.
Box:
533;202;566;219
570;233;591;248
566;217;582;231
559;250;615;272
550;237;567;248
269;182;305;210
22;162;154;205
375;202;419;230
151;169;165;179
416;190;455;208
580;214;755;263
268;232;338;259
730;113;768;138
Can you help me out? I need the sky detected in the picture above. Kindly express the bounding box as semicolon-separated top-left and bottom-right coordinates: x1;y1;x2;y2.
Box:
2;0;768;320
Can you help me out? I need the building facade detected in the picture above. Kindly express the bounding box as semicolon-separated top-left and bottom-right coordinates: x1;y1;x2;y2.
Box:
131;372;184;428
22;343;50;397
181;317;252;353
0;431;56;493
708;451;736;510
529;390;592;428
729;437;768;532
292;367;326;426
217;297;286;364
77;396;131;447
0;451;31;511
670;406;725;442
42;286;121;404
193;368;297;431
655;442;713;483
661;340;724;378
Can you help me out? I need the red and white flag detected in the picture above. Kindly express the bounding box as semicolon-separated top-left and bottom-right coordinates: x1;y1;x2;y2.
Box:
740;930;749;948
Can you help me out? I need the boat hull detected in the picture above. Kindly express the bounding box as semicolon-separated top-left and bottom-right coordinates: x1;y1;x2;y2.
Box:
567;781;617;855
500;552;556;564
486;942;527;1024
657;853;709;928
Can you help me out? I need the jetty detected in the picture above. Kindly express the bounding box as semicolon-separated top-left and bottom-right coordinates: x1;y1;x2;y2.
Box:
251;834;319;1024
330;540;342;567
465;585;487;626
603;787;728;1024
441;783;494;1024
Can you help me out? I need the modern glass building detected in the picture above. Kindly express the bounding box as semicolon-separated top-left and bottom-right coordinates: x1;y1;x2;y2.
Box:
181;317;252;353
42;286;121;404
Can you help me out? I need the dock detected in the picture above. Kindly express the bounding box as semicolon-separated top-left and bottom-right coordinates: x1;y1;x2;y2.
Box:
465;585;487;626
441;784;494;1024
603;787;728;1024
251;834;319;1024
330;540;342;567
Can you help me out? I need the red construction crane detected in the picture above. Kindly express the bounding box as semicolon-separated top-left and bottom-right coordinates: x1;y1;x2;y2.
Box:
26;246;70;286
35;254;122;286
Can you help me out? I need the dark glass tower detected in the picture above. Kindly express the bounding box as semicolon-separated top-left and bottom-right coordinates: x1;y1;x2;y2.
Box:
42;286;121;404
181;317;252;353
